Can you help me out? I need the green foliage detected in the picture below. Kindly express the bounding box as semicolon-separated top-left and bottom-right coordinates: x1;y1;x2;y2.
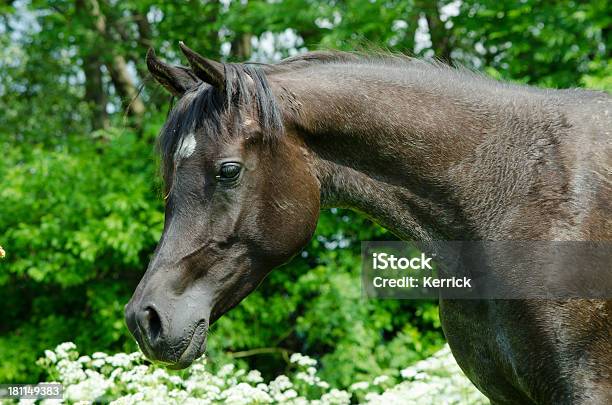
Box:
450;0;610;88
0;131;162;381
0;0;608;389
0;134;162;286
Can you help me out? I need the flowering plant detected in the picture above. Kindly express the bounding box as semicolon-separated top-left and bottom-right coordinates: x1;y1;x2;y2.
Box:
22;343;488;404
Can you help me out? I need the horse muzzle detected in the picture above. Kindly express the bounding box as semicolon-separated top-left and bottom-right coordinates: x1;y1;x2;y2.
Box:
125;299;209;369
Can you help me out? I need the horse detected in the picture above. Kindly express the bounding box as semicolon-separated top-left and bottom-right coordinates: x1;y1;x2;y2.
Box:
125;43;611;404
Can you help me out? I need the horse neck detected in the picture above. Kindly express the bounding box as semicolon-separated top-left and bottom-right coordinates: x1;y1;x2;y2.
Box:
272;61;541;240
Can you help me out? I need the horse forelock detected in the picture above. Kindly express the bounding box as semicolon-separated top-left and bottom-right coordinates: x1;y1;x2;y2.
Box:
158;63;285;195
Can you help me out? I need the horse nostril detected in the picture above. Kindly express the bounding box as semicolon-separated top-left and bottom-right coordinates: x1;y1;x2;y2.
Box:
139;306;163;344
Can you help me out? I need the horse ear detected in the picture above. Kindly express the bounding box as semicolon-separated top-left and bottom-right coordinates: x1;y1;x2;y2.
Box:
146;48;199;97
179;41;225;90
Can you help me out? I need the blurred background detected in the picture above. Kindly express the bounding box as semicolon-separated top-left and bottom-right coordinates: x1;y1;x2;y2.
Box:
0;0;609;387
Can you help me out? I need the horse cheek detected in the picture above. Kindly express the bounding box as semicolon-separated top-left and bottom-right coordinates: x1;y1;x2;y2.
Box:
261;173;320;265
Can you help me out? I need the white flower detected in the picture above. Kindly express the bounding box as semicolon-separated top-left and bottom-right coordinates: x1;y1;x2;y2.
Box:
269;374;293;395
283;389;298;399
320;388;351;405
56;342;76;352
289;353;317;367
169;375;183;385
56;359;86;384
55;342;77;360
400;368;418;379
256;383;269;392
317;381;330;389
373;375;389;385
151;368;169;379
295;371;318;385
44;350;57;363
414;372;428;380
63;372;111;402
91;359;106;368
109;368;123;380
246;370;263;383
190;363;206;374
222;382;272;404
218;363;235;377
108;353;131;368
128;352;144;362
35;342;488;405
349;381;370;391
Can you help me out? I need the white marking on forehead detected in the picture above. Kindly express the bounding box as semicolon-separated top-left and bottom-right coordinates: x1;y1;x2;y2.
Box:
174;132;197;162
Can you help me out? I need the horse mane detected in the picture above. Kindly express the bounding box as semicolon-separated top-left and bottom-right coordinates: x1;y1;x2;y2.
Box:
266;50;566;94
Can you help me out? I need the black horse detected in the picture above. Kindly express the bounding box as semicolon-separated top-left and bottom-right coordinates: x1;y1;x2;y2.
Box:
126;44;611;404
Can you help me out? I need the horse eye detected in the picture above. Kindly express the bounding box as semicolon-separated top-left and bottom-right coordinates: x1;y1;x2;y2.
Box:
217;163;242;181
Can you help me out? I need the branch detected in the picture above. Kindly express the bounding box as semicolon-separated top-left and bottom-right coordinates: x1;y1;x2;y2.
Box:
227;347;292;363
